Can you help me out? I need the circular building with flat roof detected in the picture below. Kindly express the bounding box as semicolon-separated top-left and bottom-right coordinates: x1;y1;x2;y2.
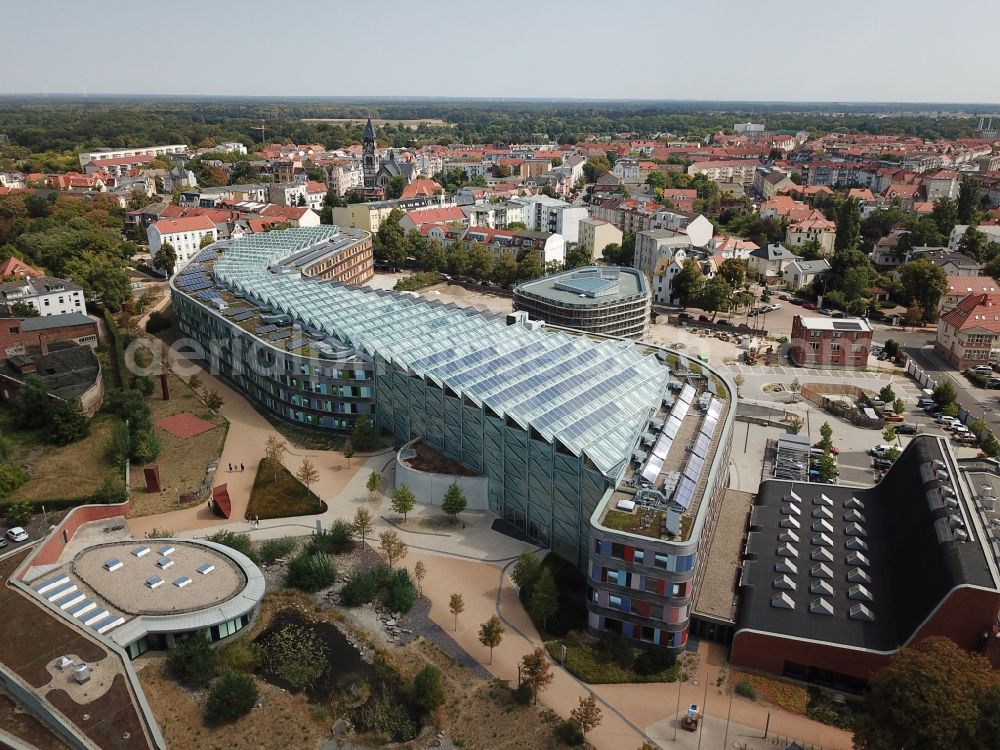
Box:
512;266;651;339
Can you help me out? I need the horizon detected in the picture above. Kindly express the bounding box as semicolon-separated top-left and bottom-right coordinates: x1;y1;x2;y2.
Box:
5;0;1000;103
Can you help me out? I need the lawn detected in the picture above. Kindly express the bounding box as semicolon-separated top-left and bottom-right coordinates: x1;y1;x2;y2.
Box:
602;508;664;536
545;634;682;684
246;457;327;519
0;407;117;503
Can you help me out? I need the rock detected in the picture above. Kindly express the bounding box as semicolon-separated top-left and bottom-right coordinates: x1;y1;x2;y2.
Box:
331;719;350;737
385;619;396;627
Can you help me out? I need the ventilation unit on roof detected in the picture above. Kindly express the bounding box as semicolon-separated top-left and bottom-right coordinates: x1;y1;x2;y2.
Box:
844;509;865;524
849;584;874;602
777;543;798;558
945;497;959;511
773;575;796;591
810;598;834;616
812;506;833;520
846;536;869;551
849;603;876;622
847;550;870;567
845;522;866;538
810;579;834;596
771;592;795;609
847;567;872;584
782;503;801;517
811;519;834;534
811;563;834;579
778;530;800;544
845;497;864;510
936;470;949;482
788;490;801;503
933;459;946;471
812;533;834;547
811;547;834;562
942;486;956;499
814;493;833;506
779;516;801;530
954;527;969;542
949;515;965;530
775;559;798;574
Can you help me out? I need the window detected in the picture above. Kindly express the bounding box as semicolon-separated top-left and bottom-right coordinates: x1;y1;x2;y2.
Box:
831;343;841;351
609;594;622;610
809;330;820;337
633;549;644;564
809;342;820;351
654;553;671;569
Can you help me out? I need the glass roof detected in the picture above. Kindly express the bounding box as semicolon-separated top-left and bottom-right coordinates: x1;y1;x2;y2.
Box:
212;229;671;477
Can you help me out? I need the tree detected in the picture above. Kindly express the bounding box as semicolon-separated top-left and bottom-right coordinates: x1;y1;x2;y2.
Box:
893;397;905;414
261;621;330;691
204;672;258;726
671;258;704;306
718;258;748;288
517;251;543;281
378;529;407;568
819;422;833;453
10;300;38;317
441;482;467;521
449;593;465;631
286;551;337;592
166;632;217;688
477;615;505;664
900;257;947;323
931;197;959;237
816;452;838;483
343;440;355;469
188;374;202;392
49;400;90;445
698;275;733;320
295;457;320;498
883;426;897;443
519;647;554;705
413;560;426;593
959;225;987;261
264;433;287;480
958;176;982;225
352;506;374;547
493;162;512;178
853;637;998;750
391;484;416;521
582;154;611;183
13;374;50;429
834;198;862;252
788;417;803;435
932;379;957;408
385;175;407;200
352;415;377;451
199;233;216;249
466;242;494;281
878;384;896;403
511;551;542;594
412;665;445;715
564;244;591;270
374;209;407;269
904;299;925;327
366;470;382;502
528;568;558;631
570;694;603;737
153;242;177;276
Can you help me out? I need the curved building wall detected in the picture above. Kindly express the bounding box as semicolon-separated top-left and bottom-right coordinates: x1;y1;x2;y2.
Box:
394;443;490;511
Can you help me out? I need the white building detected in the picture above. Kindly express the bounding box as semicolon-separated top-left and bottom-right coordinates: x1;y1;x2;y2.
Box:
0;275;86;316
949;224;1000;251
612;158;641;184
633;229;691;278
268;182;309;207
782;259;831;291
147;215;219;272
325;162;364;196
509;195;589;243
78;144;187;168
216;142;248;155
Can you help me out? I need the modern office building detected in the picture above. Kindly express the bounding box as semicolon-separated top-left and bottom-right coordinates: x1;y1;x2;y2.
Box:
171;228;734;651
732;436;1000;687
512;266;651;339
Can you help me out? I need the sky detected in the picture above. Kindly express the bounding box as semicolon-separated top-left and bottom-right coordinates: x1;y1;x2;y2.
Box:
5;0;999;103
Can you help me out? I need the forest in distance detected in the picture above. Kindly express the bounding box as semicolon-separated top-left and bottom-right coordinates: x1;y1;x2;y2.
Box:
2;97;1000;171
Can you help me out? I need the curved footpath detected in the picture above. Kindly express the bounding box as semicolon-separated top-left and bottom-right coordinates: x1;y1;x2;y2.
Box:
124;349;851;750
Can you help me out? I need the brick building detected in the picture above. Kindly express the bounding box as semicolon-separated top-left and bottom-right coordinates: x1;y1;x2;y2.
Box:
789;315;872;368
731;436;1000;688
1;312;100;360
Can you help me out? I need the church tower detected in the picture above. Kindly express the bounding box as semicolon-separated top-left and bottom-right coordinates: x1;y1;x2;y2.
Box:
362;117;379;188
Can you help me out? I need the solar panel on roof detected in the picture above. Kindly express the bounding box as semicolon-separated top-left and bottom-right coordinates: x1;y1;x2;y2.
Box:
231;310;253;322
674;476;696;509
652;434;672;459
641;454;664;483
832;321;863;330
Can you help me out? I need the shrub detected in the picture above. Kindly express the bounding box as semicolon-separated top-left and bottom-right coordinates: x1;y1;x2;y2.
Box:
353;687;418;742
130;374;156;397
554;719;585;746
394;272;442;292
166;632;216;688
0;434;12;460
206;530;259;564
204;672;258;725
633;647;676;676
216;639;260;674
594;633;633;668
735;679;758;700
261;621;330;691
145;310;173;333
258;537;296;565
4;500;33;526
286;552;338;592
514;682;534;705
340;568;379;606
307;520;354;555
411;665;445;714
0;461;29;498
384;568;417;613
89;475;127;505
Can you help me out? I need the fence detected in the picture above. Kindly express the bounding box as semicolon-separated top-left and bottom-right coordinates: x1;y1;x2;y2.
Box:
800;383;884;429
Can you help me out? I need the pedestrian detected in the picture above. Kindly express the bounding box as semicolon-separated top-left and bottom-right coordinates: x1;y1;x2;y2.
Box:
228;462;233;472
241;462;245;472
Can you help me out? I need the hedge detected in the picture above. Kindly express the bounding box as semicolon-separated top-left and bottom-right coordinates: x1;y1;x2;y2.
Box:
103;308;127;388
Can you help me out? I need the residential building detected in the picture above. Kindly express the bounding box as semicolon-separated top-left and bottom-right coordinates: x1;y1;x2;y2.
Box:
217;142;248;155
633;230;691;278
147;215;219;271
509;195;589;243
870;233;907;270
268;182;309;207
708;235;759;259
578;218;623;261
782;259;831;292
949;224;1000;251
0;344;103;416
789;315;873;368
612;158;641;184
785;217;836;256
911;247;982;276
331;195;454;233
77;144;187;168
324;161;364;196
652;256;685;305
462;201;525;230
0;256;41;278
259;205;320;228
84;154;155;177
162;166;197;193
748;244;797;285
304;181;327;211
457;227;565;265
687;160;761;184
923;170;959;201
732;436;1000;686
170;228;734;654
935;292;1000;369
940;276;1000;312
0;275;86;316
399;206;467;232
512;267;650;339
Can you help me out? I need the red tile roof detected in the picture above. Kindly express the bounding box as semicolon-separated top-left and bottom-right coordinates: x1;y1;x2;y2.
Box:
152;215;217;234
87;155;156;167
940;292;1000;333
403;206;465;225
260;204;312;220
945;276;1000;297
0;256;42;278
306;180;327;194
400;178;443;200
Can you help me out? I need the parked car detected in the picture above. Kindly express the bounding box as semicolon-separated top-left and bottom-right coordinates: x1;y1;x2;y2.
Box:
5;527;28;543
882;411;904;422
678;312;694;322
873;457;893;471
698;314;711;322
0;537;7;549
802;302;817;310
937;415;961;426
895;423;918;434
973;365;993;376
988;377;1000;389
816;308;833;316
812;442;840;455
871;444;894;457
717;319;732;327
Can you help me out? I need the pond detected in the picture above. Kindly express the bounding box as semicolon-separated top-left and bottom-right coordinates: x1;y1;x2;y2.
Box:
254;608;373;703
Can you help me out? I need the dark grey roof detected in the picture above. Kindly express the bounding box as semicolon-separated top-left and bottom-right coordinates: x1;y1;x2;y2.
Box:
19;312;95;332
787;260;831;274
0;344;100;400
750;244;796;261
736;435;998;652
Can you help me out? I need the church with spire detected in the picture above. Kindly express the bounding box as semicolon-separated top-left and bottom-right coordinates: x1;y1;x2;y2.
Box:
361;117;416;190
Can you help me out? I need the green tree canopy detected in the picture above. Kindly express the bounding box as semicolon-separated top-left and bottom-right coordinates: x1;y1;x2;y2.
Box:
900;258;948;323
671;258;704;306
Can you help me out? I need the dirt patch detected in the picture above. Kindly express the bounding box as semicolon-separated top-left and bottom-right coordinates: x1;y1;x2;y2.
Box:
0;691;72;750
247;458;326;520
155;412;216;439
402;441;478;477
46;673;149;750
